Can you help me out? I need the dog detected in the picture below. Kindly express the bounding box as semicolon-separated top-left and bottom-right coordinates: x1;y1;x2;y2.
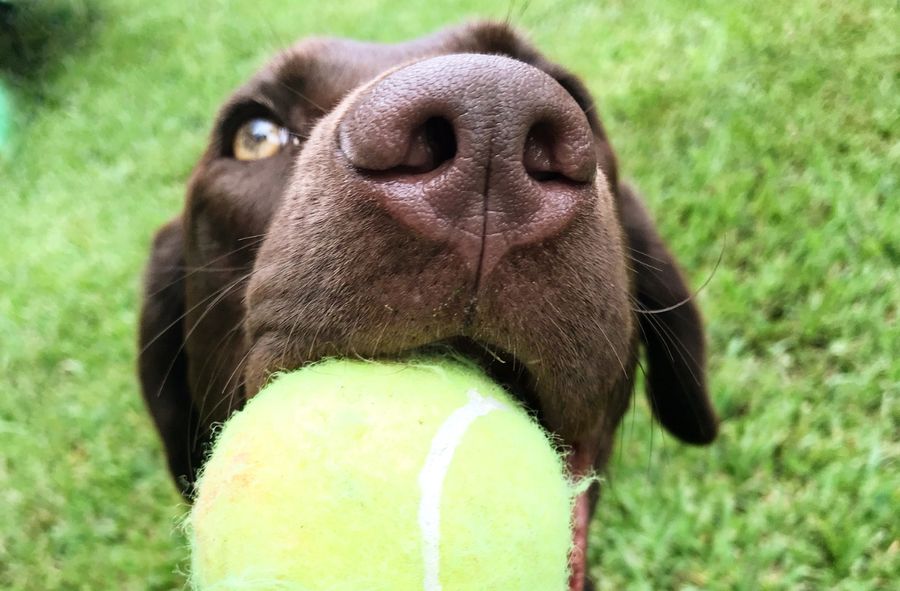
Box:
138;21;718;590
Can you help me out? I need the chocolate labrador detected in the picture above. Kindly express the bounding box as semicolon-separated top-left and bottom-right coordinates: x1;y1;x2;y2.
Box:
138;21;717;590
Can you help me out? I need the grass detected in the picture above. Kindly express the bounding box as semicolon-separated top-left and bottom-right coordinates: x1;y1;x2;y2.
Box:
1;0;897;589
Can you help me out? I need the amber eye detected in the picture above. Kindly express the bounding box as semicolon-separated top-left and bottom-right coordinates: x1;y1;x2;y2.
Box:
233;118;290;161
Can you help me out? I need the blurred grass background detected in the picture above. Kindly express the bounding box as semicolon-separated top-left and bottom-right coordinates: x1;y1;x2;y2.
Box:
1;0;897;589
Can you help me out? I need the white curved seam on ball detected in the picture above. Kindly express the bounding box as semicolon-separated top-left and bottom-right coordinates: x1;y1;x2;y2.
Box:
417;389;507;591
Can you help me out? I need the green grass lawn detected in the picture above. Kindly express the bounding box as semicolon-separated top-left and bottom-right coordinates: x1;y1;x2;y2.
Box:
1;0;897;589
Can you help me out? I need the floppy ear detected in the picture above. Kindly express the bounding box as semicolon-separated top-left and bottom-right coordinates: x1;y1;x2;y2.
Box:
616;183;718;444
138;218;203;496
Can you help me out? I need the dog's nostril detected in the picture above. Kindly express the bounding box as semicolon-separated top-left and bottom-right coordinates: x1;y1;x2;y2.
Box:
523;122;569;183
390;117;457;176
350;117;457;178
523;120;597;185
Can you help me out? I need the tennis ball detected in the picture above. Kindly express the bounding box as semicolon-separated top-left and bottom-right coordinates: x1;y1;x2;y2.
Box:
187;358;575;591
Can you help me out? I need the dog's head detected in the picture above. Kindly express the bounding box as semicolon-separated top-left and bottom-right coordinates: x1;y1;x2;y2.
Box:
139;21;716;588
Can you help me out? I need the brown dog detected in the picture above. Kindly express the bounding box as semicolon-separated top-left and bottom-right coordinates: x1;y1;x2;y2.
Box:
138;21;717;590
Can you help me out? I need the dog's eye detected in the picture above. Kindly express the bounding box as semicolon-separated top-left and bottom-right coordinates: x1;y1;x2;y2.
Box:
233;118;290;161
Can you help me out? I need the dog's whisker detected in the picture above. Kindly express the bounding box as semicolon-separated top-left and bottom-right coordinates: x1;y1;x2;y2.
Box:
625;255;664;273
633;301;715;445
625;245;669;264
275;78;328;115
150;271;254;411
369;316;392;362
173;265;254;273
141;269;254;357
630;235;726;315
197;320;246;400
145;234;265;297
142;252;300;358
237;232;269;242
256;14;294;60
199;345;254;432
194;354;248;446
634;300;703;388
304;307;332;364
503;0;535;27
277;296;316;370
194;321;246;404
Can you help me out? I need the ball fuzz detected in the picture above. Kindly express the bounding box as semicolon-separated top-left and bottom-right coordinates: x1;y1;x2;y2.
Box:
188;359;575;591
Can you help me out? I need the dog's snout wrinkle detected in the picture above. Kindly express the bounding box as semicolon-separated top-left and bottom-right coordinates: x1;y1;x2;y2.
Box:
338;54;597;285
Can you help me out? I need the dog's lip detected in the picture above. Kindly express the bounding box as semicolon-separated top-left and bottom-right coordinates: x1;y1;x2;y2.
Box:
408;337;547;424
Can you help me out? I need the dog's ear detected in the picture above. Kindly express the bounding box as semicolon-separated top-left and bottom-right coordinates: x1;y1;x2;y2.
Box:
138;218;202;496
616;183;718;444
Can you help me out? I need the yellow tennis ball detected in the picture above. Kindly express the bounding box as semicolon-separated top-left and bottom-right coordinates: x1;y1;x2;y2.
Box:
188;358;575;591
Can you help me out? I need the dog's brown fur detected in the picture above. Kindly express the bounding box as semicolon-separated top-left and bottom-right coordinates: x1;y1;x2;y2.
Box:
138;21;717;588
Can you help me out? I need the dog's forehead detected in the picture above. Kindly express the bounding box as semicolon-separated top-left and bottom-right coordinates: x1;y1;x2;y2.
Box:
230;22;537;120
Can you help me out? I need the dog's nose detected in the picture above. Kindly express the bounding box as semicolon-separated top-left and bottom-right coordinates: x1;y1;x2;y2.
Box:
338;54;597;281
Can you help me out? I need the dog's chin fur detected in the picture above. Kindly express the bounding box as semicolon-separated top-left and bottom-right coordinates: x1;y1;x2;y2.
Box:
138;20;717;590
